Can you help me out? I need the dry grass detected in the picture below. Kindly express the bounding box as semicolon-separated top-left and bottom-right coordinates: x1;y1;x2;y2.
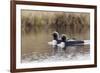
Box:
21;10;90;58
21;10;90;38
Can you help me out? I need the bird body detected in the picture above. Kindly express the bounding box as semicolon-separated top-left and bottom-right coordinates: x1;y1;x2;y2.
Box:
48;31;90;53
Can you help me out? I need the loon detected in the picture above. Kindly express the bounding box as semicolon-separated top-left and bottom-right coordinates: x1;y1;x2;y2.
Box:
48;31;62;53
57;34;90;49
48;32;90;52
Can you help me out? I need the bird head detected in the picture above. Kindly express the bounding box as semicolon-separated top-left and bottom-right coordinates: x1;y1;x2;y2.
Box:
52;31;59;40
61;34;66;42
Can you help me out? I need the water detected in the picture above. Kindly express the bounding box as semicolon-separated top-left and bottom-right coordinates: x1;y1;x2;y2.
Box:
21;31;90;63
21;11;90;63
22;52;90;63
22;45;90;63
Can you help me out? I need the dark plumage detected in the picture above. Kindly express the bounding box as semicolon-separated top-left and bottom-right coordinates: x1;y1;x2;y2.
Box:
61;35;67;51
52;32;61;53
48;32;89;54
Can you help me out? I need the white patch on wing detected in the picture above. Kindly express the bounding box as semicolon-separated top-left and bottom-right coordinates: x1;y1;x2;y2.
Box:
67;39;75;41
48;40;57;46
57;42;65;48
84;40;90;45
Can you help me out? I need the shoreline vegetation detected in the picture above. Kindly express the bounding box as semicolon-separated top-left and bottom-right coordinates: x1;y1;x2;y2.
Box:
21;10;90;39
21;10;90;62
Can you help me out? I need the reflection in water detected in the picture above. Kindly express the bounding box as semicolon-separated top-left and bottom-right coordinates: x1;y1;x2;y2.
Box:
21;10;90;63
22;45;90;63
21;32;90;63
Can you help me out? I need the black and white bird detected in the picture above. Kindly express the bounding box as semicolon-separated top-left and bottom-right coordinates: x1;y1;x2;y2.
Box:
57;34;67;51
48;32;90;53
57;34;90;50
48;31;62;53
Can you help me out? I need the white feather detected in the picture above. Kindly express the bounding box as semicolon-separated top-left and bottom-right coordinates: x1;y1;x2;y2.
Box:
84;40;90;45
48;40;57;46
57;42;65;48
